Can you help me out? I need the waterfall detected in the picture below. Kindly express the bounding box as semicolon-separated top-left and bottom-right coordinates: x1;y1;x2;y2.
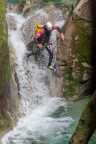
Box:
1;10;74;144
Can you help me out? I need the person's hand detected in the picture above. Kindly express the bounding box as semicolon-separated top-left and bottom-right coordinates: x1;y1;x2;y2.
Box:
60;33;65;41
37;43;43;49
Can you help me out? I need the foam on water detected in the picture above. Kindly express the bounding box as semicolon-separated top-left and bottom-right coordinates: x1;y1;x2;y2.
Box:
2;97;73;144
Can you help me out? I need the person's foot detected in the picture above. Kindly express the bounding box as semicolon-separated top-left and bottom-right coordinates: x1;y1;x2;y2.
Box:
26;53;32;58
47;65;54;70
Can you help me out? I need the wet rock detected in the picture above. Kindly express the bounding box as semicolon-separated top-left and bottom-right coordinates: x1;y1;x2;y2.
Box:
82;70;90;82
81;62;91;69
73;0;91;21
7;14;17;30
75;35;79;41
8;38;20;122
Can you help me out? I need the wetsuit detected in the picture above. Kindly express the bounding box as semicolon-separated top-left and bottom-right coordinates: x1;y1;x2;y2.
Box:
36;25;61;67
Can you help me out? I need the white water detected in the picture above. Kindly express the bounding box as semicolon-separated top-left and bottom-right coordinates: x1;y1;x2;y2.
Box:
2;12;74;144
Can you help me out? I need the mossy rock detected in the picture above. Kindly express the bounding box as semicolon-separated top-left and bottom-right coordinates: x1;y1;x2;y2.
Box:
0;1;11;96
74;18;91;64
63;17;92;99
73;18;92;80
63;65;80;99
0;114;11;133
0;1;11;133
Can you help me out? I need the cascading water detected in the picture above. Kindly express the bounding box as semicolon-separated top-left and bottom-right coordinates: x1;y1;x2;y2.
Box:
2;10;74;144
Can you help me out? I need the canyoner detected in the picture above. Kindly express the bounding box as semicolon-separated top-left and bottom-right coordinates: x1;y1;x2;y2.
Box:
26;21;64;73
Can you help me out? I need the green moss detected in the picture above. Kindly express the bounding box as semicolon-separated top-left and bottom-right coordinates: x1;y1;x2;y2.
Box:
64;66;80;98
0;1;11;132
0;114;11;132
0;1;11;95
73;18;91;79
74;19;91;64
64;18;92;99
73;18;92;80
63;17;91;100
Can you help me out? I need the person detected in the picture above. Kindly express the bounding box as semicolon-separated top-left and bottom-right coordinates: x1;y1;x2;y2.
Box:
28;22;65;69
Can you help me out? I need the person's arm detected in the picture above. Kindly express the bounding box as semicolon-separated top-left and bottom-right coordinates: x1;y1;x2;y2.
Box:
53;26;65;41
60;32;65;41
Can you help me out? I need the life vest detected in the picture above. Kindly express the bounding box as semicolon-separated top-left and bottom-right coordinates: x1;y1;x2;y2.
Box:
35;24;43;33
35;24;45;38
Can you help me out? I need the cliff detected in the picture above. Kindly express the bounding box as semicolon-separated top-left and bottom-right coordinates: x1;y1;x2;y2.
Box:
56;0;92;100
0;1;19;134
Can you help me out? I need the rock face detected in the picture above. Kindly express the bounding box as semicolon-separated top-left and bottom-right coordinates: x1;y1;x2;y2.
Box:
0;1;19;133
57;0;92;100
74;0;91;20
0;1;11;132
8;38;20;123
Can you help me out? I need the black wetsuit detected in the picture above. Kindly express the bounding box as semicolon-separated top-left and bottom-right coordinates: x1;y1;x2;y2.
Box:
27;25;61;67
36;25;53;67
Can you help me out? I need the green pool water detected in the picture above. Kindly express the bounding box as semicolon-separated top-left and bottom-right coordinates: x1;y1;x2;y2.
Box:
51;97;96;144
66;98;96;144
7;0;25;4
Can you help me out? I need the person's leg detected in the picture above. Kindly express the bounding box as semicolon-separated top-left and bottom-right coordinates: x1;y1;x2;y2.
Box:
46;47;53;66
26;51;33;58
